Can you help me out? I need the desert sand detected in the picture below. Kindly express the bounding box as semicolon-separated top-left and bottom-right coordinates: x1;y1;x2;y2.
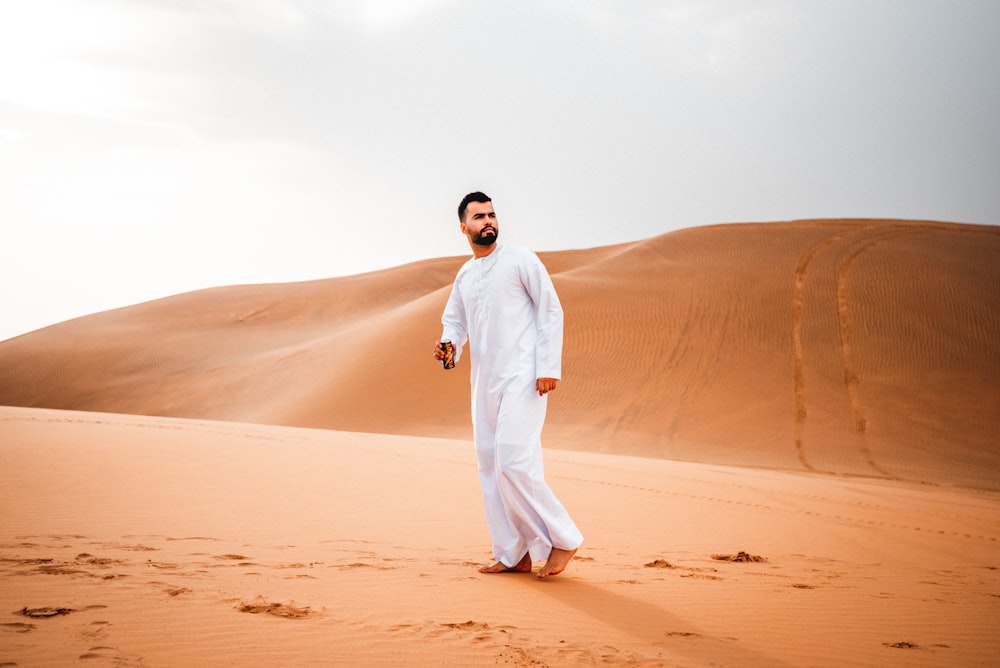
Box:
1;219;998;666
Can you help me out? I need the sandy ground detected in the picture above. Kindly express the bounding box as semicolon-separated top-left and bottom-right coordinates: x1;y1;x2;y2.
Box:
2;407;998;667
2;220;999;665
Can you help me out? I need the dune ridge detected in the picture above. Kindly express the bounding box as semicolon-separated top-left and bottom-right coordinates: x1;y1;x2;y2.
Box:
1;219;998;488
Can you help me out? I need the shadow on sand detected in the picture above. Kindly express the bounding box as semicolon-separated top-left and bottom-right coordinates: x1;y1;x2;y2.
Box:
526;576;789;667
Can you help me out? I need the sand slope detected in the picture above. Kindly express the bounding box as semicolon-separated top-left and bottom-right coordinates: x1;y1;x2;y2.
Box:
2;407;998;667
1;220;997;488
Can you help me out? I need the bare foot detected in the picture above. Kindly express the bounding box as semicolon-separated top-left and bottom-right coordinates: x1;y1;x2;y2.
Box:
478;553;532;574
536;548;577;578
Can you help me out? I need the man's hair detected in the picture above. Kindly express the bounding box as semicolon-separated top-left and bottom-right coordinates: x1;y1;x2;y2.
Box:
458;191;492;222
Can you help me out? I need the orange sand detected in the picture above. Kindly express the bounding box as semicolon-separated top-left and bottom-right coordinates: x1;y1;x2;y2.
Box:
1;220;999;666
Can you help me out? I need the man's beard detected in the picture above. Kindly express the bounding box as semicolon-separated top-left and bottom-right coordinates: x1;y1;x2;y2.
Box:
472;226;498;246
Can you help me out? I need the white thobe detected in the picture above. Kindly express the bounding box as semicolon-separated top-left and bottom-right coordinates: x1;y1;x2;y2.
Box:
441;244;583;566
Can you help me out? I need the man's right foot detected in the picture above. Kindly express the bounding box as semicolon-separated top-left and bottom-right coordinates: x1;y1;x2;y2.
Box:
536;547;577;578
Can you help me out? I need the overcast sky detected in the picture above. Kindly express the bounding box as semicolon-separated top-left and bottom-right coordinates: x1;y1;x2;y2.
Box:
1;0;998;341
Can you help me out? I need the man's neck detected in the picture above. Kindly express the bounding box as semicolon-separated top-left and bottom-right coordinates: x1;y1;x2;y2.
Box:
471;242;498;259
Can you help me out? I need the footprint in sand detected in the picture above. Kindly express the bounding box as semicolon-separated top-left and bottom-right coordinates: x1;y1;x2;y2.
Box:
711;552;766;563
236;598;312;619
333;562;397;571
146;561;181;570
82;620;111;640
439;620;516;644
17;606;74;618
391;620;515;644
78;645;143;665
17;605;107;618
441;620;490;631
1;622;36;633
666;631;704;639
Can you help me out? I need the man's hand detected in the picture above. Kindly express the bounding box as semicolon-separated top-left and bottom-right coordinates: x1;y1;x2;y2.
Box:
432;341;446;362
536;378;558;396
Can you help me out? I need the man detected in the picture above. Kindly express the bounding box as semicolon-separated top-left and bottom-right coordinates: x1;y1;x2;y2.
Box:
434;191;583;579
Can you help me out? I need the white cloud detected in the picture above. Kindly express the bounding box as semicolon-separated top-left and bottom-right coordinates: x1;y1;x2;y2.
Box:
0;127;21;143
302;0;459;31
0;2;129;115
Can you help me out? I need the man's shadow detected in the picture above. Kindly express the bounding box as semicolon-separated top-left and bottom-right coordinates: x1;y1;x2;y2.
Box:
525;576;788;667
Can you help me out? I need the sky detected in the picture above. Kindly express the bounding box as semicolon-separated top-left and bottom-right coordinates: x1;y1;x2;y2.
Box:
1;0;998;342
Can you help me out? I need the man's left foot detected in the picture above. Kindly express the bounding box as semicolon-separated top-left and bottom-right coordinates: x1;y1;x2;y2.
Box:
479;553;532;574
536;548;577;578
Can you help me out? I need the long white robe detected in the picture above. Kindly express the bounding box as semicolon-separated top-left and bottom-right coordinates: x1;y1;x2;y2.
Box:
441;244;583;566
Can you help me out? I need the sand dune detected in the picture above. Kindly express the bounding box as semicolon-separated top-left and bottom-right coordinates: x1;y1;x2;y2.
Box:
1;220;998;488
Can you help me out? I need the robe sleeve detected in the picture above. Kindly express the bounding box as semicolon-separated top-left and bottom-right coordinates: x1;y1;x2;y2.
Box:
521;251;564;380
440;276;468;365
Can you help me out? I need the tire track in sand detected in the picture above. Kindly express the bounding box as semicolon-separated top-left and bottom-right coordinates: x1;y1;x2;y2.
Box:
792;227;862;471
834;227;926;478
795;221;998;478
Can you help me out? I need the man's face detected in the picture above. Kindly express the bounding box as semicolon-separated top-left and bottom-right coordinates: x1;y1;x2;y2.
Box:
462;201;499;246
